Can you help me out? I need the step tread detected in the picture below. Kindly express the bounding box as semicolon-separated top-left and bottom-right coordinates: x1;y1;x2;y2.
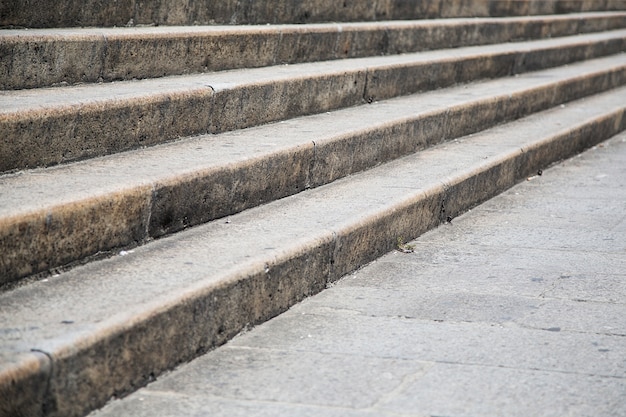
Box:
0;88;626;392
4;29;626;115
2;54;625;218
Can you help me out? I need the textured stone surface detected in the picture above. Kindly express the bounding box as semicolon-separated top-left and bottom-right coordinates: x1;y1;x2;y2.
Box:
378;363;626;417
0;188;151;284
86;133;626;417
148;347;428;408
363;31;626;102
3;4;626;414
0;352;51;417
1;76;624;285
2;0;625;28
2;13;625;90
2;31;625;174
2;96;625;417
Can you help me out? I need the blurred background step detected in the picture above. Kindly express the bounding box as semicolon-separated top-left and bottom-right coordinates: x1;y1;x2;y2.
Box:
2;30;625;173
2;0;625;28
2;12;625;90
1;54;625;287
1;87;624;417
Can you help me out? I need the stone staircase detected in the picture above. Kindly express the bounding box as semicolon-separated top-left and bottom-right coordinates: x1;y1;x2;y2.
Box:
1;1;625;416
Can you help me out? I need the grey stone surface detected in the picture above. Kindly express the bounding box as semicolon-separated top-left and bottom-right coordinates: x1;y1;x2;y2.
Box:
91;132;626;417
378;363;626;417
2;31;625;173
2;89;625;417
3;12;624;90
230;312;626;377
91;392;398;417
1;60;624;286
147;347;428;408
2;0;623;28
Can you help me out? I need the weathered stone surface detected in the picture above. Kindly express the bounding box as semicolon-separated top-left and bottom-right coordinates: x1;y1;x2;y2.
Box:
0;188;152;286
91;393;392;417
3;0;623;28
363;31;626;102
3;3;626;414
3;31;625;174
147;347;428;408
377;363;626;416
0;352;50;417
1;63;624;286
148;144;314;237
4;13;624;90
3;93;625;417
86;132;626;417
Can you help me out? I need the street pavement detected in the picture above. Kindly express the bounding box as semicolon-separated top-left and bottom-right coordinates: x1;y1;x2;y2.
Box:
91;132;626;417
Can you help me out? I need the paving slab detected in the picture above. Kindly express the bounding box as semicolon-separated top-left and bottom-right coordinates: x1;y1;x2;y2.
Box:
91;132;626;417
377;363;626;417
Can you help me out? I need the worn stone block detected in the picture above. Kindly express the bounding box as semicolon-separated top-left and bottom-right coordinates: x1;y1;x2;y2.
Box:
0;189;151;286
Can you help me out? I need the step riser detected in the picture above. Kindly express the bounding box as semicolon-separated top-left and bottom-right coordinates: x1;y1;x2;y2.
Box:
0;352;50;417
2;63;624;287
3;34;625;174
442;112;626;223
365;38;626;102
3;13;625;90
2;0;623;28
4;102;623;417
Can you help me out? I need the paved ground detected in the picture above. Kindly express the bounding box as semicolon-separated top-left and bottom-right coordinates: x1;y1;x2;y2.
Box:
92;132;626;417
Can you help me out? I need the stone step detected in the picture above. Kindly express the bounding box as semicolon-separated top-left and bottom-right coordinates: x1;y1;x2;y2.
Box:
2;54;625;287
3;0;625;28
1;87;624;417
2;30;625;174
3;12;625;90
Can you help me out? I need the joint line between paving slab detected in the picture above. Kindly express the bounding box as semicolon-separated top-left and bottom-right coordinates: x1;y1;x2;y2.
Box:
370;361;435;409
433;360;626;380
